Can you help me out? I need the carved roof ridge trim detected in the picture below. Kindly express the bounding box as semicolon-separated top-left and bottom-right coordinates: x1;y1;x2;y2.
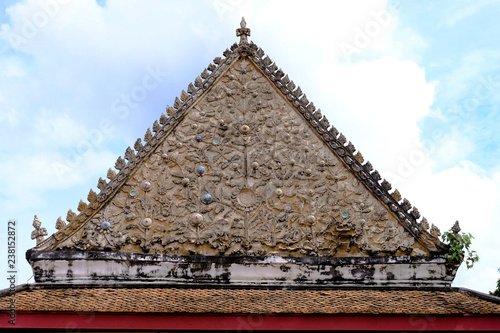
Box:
36;47;242;251
238;42;445;252
36;38;444;253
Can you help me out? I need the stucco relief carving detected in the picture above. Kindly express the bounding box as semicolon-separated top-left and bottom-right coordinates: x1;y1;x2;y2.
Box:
56;59;419;257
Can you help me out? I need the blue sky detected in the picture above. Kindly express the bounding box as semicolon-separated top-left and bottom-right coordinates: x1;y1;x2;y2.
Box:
403;1;500;172
0;0;499;293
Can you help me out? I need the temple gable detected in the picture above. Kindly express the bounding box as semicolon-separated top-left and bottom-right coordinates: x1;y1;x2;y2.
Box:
27;19;454;287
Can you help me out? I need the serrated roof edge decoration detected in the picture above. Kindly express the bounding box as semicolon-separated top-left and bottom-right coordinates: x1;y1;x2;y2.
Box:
35;20;445;255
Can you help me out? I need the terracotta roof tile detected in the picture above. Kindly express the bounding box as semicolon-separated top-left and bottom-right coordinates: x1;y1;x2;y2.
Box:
1;287;499;315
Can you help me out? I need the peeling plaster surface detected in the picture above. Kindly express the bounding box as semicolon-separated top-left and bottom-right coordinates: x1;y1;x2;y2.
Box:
28;251;455;287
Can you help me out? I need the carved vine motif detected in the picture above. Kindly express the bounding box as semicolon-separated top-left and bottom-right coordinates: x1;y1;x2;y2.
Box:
56;59;419;257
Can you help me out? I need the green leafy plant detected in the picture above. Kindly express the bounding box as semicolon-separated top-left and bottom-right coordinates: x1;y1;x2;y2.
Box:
490;269;500;297
441;221;478;269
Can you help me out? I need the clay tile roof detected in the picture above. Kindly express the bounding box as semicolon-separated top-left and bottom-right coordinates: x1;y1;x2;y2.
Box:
1;287;499;315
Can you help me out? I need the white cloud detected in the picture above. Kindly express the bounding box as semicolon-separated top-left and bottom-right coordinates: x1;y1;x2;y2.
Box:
0;148;117;211
444;0;497;27
402;161;497;230
0;55;27;78
402;161;500;292
0;107;18;125
429;129;476;168
31;110;90;147
434;50;500;108
320;57;435;174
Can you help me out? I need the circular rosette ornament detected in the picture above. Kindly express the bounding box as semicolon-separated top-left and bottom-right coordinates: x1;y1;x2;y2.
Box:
189;213;204;227
82;217;126;251
141;181;152;192
101;221;111;230
196;166;206;176
232;187;261;212
141;217;153;229
305;215;316;226
240;124;250;134
202;193;213;204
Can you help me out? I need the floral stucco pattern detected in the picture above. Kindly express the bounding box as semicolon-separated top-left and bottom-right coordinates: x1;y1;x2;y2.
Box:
51;59;424;257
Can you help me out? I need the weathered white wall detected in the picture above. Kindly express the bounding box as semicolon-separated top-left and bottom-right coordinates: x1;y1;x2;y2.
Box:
29;251;456;287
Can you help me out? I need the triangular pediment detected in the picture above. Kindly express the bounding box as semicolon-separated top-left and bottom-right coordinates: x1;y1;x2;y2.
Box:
34;36;445;260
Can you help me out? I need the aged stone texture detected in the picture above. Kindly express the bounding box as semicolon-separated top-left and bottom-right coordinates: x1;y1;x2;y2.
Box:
35;55;440;258
24;20;459;287
27;250;455;287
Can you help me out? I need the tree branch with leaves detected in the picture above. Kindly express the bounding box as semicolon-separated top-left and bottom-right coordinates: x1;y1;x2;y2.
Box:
441;221;479;269
490;269;500;297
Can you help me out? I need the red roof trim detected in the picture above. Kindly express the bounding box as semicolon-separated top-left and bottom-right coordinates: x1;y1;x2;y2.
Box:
2;312;500;331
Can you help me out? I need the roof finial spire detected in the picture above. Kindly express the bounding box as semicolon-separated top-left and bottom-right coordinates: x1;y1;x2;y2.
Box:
236;17;251;44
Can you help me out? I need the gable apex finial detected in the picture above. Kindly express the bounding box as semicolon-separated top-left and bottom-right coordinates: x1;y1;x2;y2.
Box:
236;17;250;44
